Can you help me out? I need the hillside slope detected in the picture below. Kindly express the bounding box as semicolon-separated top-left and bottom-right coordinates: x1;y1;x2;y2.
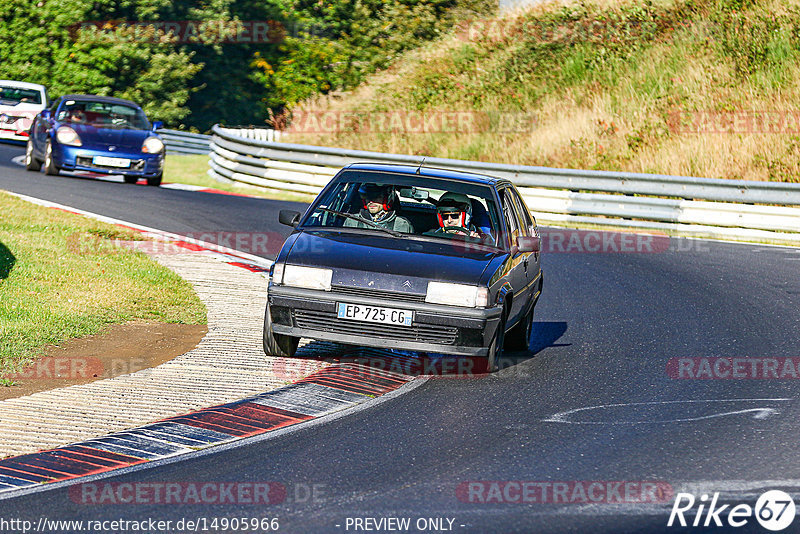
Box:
287;0;800;182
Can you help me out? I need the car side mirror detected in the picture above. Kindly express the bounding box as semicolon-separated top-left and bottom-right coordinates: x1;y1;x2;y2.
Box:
515;235;540;253
151;121;164;131
279;209;301;228
40;109;51;121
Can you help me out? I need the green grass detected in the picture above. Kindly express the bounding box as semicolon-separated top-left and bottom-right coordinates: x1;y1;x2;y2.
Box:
164;154;315;203
0;191;207;374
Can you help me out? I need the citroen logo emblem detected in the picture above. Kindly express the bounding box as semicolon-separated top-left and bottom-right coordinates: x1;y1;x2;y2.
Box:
402;280;412;289
108;146;116;151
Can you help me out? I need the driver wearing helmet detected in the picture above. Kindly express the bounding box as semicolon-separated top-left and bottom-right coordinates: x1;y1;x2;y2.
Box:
426;192;490;241
344;183;414;233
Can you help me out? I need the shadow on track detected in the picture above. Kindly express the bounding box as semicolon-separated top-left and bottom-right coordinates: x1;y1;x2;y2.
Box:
276;320;569;378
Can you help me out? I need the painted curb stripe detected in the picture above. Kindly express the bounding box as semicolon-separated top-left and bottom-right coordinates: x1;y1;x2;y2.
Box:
61;446;145;466
0;363;414;496
251;383;367;416
138;422;233;445
0;475;35;488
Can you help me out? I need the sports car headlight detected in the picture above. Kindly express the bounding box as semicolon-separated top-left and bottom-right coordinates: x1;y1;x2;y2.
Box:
141;136;164;154
425;282;489;308
282;265;332;291
56;126;81;146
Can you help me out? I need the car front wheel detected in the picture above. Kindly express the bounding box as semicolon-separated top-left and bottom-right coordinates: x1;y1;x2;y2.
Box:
146;172;162;187
263;302;299;357
43;141;60;176
506;306;534;352
25;140;41;171
485;312;506;373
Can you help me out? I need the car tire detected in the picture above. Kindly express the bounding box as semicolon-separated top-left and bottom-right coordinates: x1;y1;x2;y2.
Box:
25;140;42;171
146;172;162;187
506;306;534;352
43;141;60;176
485;312;506;373
263;302;299;358
123;176;138;184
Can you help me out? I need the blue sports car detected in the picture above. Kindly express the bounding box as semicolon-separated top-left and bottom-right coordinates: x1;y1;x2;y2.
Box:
25;94;165;186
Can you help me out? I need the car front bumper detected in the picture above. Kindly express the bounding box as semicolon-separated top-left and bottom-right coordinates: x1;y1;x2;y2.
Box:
268;285;503;357
56;145;164;177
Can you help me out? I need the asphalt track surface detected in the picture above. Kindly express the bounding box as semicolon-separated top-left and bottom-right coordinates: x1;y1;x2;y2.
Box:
3;141;800;533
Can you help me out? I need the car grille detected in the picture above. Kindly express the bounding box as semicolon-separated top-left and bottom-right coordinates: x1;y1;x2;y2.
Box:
293;309;457;345
76;156;145;171
330;285;426;303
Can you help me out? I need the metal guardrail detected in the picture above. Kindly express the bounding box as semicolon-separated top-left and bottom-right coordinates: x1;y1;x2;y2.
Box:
208;124;800;243
157;129;211;155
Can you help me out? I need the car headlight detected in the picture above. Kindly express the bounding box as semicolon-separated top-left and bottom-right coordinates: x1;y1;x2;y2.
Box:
426;282;489;308
56;126;81;146
141;136;164;154
281;265;332;291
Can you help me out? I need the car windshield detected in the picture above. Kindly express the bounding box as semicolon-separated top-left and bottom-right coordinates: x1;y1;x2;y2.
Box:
303;170;505;249
0;86;42;105
56;100;150;130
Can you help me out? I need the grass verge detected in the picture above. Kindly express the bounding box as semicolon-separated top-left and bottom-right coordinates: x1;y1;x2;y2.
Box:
0;191;207;375
164;154;316;203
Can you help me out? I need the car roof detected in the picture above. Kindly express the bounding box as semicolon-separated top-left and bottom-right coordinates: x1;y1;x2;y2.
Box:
0;80;47;91
57;94;142;108
343;162;510;187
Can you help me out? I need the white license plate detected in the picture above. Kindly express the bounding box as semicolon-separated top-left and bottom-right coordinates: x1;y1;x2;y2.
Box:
337;303;413;326
93;156;131;168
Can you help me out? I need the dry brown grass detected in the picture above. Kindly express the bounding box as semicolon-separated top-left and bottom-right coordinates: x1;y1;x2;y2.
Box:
282;0;800;182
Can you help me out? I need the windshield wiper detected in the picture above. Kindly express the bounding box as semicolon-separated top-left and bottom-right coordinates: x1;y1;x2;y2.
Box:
315;207;403;237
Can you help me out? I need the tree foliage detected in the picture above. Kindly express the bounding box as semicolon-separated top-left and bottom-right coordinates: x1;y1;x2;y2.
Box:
0;0;492;130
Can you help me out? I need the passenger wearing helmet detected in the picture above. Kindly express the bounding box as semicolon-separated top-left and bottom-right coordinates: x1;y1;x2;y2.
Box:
426;192;491;242
344;183;414;233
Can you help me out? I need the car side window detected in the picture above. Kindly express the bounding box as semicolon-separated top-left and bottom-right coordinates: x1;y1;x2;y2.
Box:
500;188;520;246
509;189;532;237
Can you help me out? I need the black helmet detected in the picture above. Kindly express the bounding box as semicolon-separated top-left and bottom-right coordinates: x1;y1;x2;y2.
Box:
358;183;396;212
436;192;472;228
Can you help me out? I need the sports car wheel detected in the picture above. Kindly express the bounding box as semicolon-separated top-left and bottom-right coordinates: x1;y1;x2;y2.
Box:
43;141;60;176
146;172;162;187
263;302;299;358
25;140;41;171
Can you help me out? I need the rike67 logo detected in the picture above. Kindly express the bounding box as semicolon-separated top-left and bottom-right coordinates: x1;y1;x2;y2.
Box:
668;490;796;531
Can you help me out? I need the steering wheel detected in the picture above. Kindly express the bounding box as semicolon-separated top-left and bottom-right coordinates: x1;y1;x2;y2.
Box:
442;226;474;237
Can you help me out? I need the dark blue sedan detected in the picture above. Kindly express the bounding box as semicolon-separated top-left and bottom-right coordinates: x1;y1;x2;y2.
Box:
265;163;543;372
24;94;165;186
